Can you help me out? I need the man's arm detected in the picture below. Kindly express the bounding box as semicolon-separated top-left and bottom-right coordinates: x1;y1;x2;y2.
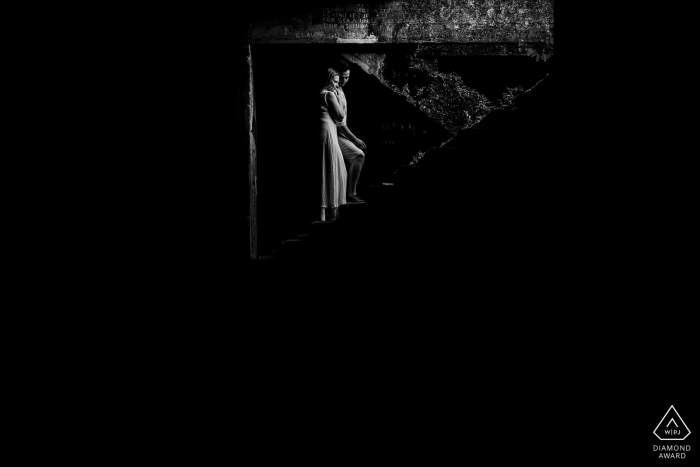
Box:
337;125;366;150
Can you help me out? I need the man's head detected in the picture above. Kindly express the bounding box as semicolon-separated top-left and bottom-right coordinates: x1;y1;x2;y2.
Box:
335;60;351;88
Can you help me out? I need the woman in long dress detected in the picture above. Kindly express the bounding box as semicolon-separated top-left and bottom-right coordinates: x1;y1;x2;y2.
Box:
318;69;347;221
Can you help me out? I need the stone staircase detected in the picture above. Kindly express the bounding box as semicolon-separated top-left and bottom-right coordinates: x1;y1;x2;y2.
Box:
247;182;401;279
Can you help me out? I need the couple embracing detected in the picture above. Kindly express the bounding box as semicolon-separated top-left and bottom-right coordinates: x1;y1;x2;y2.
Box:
318;60;367;222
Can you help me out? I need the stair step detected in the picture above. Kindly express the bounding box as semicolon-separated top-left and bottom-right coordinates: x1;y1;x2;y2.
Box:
277;239;308;257
253;179;428;274
366;183;396;203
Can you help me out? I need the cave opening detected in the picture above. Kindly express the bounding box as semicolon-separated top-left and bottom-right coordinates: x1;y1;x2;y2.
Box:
252;43;550;256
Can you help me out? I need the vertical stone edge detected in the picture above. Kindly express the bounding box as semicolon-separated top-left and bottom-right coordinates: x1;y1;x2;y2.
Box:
245;41;258;261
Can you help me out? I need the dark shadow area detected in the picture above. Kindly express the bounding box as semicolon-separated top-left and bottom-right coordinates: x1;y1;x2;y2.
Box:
436;55;549;104
388;70;571;280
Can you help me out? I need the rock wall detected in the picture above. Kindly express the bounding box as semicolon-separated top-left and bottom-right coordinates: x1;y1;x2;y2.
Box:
343;51;493;134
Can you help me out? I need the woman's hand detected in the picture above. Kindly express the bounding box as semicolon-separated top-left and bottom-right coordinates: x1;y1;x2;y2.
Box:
355;138;367;150
326;92;345;121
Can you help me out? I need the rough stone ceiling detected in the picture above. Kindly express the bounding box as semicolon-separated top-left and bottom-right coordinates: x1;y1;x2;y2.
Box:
343;51;494;135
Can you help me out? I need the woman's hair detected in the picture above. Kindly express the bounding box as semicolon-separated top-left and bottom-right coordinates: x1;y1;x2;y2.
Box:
323;68;339;91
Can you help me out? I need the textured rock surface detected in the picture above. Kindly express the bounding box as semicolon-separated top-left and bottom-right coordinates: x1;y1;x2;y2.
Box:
252;0;553;44
343;51;493;135
414;43;523;56
407;70;555;167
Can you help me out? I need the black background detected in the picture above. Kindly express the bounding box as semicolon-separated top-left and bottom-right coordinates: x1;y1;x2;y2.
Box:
121;1;696;462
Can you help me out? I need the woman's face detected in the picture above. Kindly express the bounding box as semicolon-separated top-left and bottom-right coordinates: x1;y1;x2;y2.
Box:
330;75;339;91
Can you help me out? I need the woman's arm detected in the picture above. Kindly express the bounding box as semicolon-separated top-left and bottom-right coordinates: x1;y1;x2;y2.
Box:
326;92;345;122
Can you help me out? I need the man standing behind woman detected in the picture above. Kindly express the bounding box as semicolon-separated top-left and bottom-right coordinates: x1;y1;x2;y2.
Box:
333;60;367;204
318;68;347;221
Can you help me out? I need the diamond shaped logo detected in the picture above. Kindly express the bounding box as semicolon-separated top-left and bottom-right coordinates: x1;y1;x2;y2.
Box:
654;405;691;441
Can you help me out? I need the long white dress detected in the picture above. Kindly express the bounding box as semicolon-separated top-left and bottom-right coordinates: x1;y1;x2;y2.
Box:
319;90;347;208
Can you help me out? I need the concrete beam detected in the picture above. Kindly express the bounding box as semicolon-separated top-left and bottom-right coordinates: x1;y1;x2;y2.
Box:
252;0;553;45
